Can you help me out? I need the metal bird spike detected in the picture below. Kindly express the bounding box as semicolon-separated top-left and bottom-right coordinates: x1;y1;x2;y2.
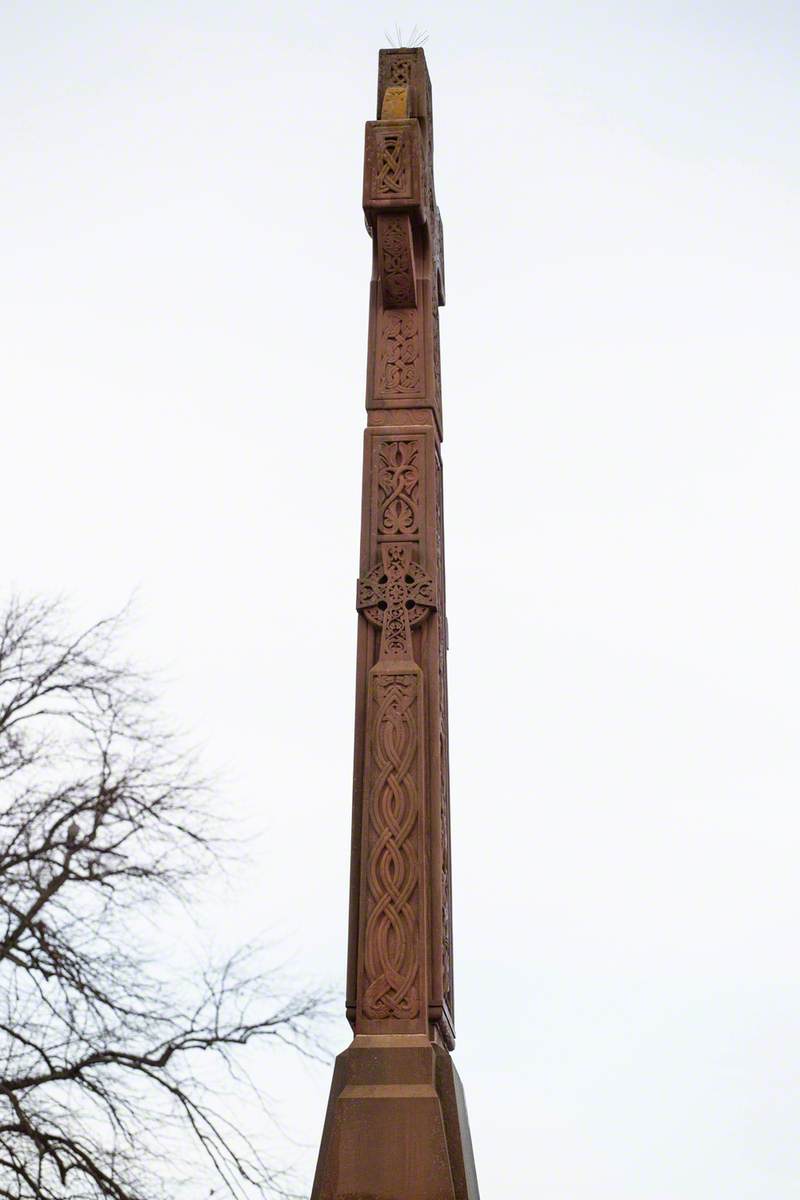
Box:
384;23;429;48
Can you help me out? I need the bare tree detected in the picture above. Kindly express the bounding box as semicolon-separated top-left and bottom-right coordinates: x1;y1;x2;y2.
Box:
0;596;325;1200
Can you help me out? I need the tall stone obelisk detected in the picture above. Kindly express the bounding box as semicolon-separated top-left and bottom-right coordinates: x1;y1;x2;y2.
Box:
311;49;479;1200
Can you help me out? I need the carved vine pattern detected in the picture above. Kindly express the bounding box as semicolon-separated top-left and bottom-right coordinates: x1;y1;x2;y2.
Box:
377;440;420;536
363;671;420;1019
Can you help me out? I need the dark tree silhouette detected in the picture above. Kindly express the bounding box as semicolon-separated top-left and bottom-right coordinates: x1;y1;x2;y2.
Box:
0;597;325;1200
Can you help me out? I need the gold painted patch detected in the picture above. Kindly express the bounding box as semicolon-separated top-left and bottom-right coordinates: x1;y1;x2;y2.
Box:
381;86;410;119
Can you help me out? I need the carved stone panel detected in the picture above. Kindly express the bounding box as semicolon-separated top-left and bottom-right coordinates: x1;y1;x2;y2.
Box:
363;120;423;219
368;285;441;436
432;300;441;408
386;54;414;87
375;310;423;400
363;428;437;562
376;128;409;196
359;663;426;1026
434;449;454;1024
376;438;421;538
376;215;417;309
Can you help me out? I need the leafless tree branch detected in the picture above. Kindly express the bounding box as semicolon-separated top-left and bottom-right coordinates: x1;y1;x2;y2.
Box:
0;596;328;1200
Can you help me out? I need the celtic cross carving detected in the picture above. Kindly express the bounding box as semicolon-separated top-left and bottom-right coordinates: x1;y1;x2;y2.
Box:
358;543;436;661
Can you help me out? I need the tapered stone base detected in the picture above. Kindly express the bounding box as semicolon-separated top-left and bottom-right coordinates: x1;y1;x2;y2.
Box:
311;1035;479;1200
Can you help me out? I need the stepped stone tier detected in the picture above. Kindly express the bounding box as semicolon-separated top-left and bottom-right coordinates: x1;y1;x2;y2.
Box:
311;48;480;1200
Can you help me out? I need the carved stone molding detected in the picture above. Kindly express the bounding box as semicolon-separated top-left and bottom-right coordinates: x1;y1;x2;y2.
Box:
367;409;433;426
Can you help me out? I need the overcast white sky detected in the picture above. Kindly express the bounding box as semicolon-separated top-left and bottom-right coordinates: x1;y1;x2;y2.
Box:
3;2;800;1196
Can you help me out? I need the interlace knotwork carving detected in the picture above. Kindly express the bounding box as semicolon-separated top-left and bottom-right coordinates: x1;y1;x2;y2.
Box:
432;301;441;404
374;130;408;196
435;452;453;1013
377;215;416;309
388;57;414;86
364;670;420;1019
358;543;436;660
377;439;420;536
377;311;421;396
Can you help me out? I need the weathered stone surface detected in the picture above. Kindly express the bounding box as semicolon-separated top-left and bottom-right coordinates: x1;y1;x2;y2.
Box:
311;48;479;1200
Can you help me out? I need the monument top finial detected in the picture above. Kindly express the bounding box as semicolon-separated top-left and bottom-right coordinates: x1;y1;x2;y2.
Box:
376;47;431;121
369;46;445;308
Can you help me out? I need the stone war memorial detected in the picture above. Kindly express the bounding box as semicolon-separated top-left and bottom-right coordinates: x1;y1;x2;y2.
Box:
311;48;480;1200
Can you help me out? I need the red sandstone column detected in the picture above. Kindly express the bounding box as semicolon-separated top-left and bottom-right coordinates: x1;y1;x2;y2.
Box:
312;49;478;1200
